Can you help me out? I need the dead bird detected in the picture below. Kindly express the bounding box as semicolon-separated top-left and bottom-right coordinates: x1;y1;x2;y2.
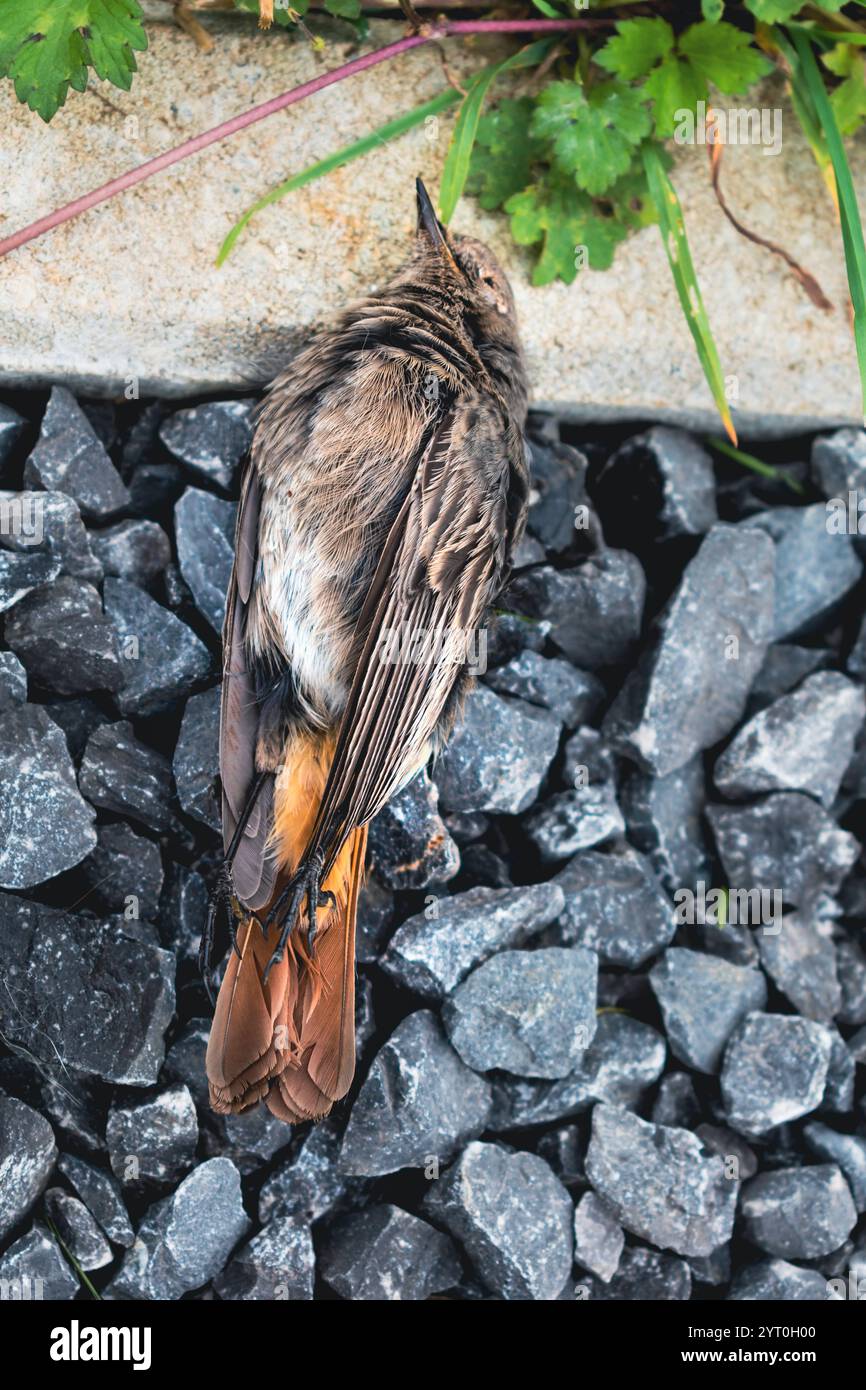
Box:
204;179;530;1123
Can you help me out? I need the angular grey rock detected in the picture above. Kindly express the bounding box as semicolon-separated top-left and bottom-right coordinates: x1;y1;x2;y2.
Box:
382;881;565;1001
159;399;254;492
715;672;865;806
367;769;459;889
91;518;171;584
596;426;718;539
107;1085;199;1185
803;1123;866;1211
604;525;775;776
159;864;208;968
0;1224;78;1301
173;685;221;831
486;650;604;728
486;610;551;668
525;436;593;553
44;1188;112;1271
740;1165;857;1259
443;947;597;1079
24;386;129;518
0;1095;56;1241
652;1072;701;1129
0;539;60;612
708;794;859;909
649;948;767;1074
321;1204;461;1301
211;1106;294;1178
822;1026;856;1113
750;643;830;710
355;875;394;963
585;1104;739;1257
590;1247;692;1301
42;694;106;762
161;1018;211;1107
757;910;841;1022
506;551;646;670
721;1012;832;1137
0;704;96;887
489;1014;666;1131
525;787;624;861
836;936;866;1025
215;1218;315;1301
79;720;177;832
5;576;124;694
81;821;164;920
0;488;101;584
695;1124;758;1180
105;576;211;716
424;1142;573;1301
552;847;675;967
0;894;175;1086
728;1258;830;1301
743;504;861;639
57;1154;134;1247
849;612;866;679
107;1158;250;1300
435;686;561;814
812;427;866;497
535;1125;584;1186
340;1011;491;1178
174;486;236;633
621;755;711;896
259;1117;365;1225
0;401;24;469
573;1191;624;1283
0;650;26;709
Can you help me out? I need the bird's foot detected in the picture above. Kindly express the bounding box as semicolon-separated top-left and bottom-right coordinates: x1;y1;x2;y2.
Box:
199;858;243;1005
262;853;335;985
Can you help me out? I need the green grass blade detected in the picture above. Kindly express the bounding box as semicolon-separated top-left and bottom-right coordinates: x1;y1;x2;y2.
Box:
705;436;805;494
217;87;462;266
46;1219;102;1300
438;38;553;226
791;25;866;422
642;143;737;444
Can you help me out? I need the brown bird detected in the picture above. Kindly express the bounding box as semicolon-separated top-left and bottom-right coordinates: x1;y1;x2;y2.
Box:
204;179;530;1124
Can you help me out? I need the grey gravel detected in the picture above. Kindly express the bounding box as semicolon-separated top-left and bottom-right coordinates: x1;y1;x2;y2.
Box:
339;1011;491;1177
215;1217;315;1301
81;821;164;921
0;650;26;710
160;399;254;492
5;576;124;694
757;909;841;1022
812;427;866;498
590;1246;692;1301
597;426;718;538
259;1117;364;1225
714;671;865;806
0;1223;78;1301
743;504;861;640
367;768;459;889
740;1164;857;1259
107;1085;199;1185
91;518;171;584
572;1191;624;1283
174;486;236;633
649;948;767;1074
44;1187;112;1270
423;1142;573;1301
320;1204;461;1301
486;650;604;727
105;576;211;716
728;1258;831;1301
57;1154;134;1247
0;704;96;887
382;881;564;1001
585;1104;739;1258
0;1095;56;1242
79;720;178;832
621;754;711;896
506;551;646;670
604;524;775;776
173;685;221;830
24;386;128;519
435;685;561;814
443;947;597;1078
720;1012;833;1136
551;846;675;967
803;1123;866;1211
707;793;860;909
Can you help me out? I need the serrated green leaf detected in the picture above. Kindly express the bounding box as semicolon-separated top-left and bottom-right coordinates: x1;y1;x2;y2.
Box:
595;17;673;81
505;177;629;286
701;0;725;22
466;98;545;210
831;59;866;136
644;54;707;137
438;38;552;225
0;0;147;121
531;79;651;196
679;20;772;92
745;0;834;20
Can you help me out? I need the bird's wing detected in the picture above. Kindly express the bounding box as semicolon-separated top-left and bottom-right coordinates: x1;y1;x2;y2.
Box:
306;395;528;875
219;460;279;911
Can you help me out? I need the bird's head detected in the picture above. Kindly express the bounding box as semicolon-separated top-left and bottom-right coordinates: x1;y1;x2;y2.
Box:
414;178;519;335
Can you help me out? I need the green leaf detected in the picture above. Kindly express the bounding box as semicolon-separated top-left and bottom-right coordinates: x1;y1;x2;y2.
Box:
644;54;706;137
595;18;673;81
831;60;866;136
217;86;463;265
0;0;147;121
701;0;725;22
323;0;361;18
678;20;772;92
642;142;737;444
467;98;545;210
438;38;552;225
505;176;630;286
791;26;866;423
746;0;826;20
531;79;651;196
706;436;805;494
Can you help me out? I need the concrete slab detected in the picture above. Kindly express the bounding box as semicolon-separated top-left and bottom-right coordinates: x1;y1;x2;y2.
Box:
0;16;863;434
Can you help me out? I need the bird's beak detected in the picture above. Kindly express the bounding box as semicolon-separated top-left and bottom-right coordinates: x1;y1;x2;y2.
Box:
416;178;460;273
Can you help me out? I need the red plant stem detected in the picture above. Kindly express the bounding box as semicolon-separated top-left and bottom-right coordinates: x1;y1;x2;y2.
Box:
0;19;602;260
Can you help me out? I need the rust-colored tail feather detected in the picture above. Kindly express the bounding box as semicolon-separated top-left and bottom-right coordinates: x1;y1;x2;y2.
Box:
206;732;367;1123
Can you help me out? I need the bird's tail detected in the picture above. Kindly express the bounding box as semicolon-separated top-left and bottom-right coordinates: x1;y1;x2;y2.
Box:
206;732;366;1123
